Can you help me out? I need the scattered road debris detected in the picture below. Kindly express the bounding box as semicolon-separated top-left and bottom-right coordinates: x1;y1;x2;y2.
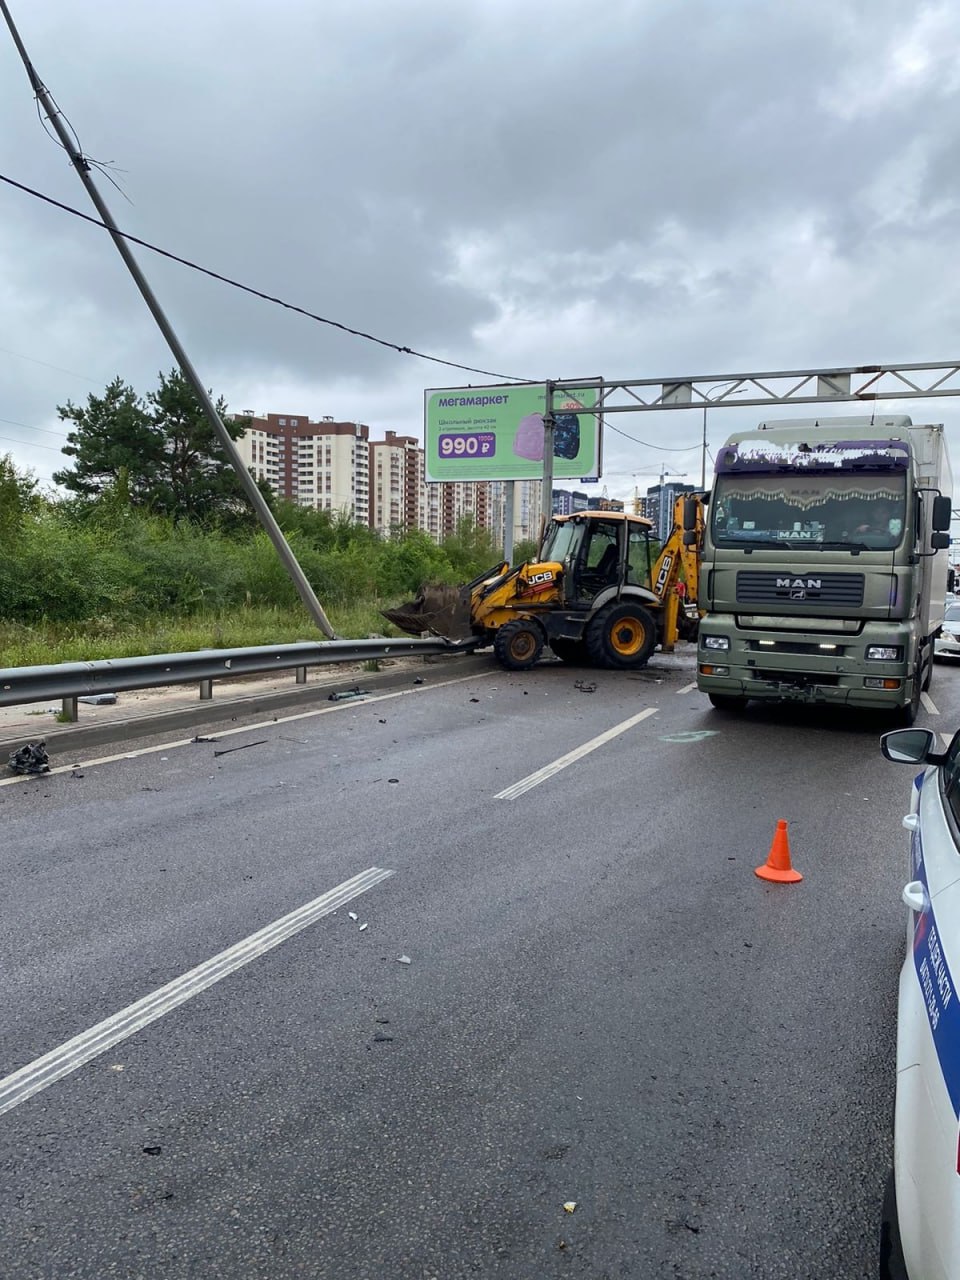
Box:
359;923;369;932
328;687;371;702
574;681;597;694
413;677;425;685
142;1146;162;1156
8;741;50;775
78;693;117;706
396;955;412;965
71;769;84;779
563;1201;577;1214
212;740;267;757
388;778;399;784
348;912;358;921
378;718;387;724
191;735;216;743
469;697;480;703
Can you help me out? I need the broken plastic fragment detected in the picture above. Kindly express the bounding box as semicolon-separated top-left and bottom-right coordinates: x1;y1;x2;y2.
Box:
7;741;50;775
359;923;368;932
348;911;358;921
563;1201;577;1214
396;955;412;965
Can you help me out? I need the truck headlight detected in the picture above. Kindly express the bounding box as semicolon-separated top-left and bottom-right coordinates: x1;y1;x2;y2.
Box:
866;645;903;661
702;636;730;651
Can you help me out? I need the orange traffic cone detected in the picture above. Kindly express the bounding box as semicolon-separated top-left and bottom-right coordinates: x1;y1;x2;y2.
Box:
755;820;803;884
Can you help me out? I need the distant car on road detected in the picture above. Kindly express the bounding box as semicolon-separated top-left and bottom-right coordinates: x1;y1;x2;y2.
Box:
935;603;960;661
880;727;960;1280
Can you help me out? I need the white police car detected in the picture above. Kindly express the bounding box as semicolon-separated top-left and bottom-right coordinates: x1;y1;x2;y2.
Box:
880;727;960;1279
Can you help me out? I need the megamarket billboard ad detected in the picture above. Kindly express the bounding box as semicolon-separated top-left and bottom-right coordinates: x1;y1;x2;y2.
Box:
424;383;602;482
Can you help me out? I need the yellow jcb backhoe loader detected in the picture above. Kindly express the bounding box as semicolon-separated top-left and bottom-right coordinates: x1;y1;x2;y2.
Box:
383;494;704;672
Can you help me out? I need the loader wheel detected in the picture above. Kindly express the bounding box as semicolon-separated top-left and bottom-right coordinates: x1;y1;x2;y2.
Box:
585;602;657;670
494;619;545;671
549;638;589;665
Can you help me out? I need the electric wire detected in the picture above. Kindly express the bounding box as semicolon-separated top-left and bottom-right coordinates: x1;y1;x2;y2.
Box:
0;431;66;452
0;415;69;438
0;172;532;385
0;345;102;384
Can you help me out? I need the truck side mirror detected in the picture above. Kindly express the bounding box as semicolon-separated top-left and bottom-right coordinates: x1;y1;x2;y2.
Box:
683;531;698;547
682;497;699;532
932;531;950;550
933;495;952;531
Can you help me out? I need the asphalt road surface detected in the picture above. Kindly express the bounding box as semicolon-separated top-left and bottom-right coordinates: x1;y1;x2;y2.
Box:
2;651;954;1279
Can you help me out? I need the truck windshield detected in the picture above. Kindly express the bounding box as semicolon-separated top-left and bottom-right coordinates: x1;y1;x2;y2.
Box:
711;473;907;550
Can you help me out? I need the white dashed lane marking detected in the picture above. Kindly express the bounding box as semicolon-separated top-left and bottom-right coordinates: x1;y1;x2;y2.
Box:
496;708;658;800
0;867;394;1118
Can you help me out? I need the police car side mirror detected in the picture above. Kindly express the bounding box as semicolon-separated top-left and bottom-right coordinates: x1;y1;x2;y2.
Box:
881;728;942;765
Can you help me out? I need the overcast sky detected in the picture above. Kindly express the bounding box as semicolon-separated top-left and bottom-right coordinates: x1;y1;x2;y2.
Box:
2;0;960;504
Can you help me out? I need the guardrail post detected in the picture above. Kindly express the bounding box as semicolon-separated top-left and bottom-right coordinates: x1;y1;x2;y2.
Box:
295;666;307;685
199;679;213;700
60;696;78;722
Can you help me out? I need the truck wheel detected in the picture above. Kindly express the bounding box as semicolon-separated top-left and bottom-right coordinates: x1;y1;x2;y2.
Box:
493;619;545;671
708;693;748;712
585;602;657;670
550;638;589;665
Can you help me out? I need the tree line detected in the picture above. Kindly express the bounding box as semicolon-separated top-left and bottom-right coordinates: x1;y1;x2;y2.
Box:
1;371;531;628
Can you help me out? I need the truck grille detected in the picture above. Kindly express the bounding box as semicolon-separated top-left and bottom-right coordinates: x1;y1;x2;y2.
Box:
735;571;864;607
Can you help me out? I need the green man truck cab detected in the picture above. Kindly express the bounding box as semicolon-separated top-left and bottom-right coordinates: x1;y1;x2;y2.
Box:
696;415;953;724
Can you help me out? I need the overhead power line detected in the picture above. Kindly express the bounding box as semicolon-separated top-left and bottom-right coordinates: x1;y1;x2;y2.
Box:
0;343;102;384
0;414;69;438
0;171;532;385
0;430;65;452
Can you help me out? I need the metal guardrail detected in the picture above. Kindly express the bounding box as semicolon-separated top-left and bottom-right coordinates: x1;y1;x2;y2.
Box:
0;637;479;717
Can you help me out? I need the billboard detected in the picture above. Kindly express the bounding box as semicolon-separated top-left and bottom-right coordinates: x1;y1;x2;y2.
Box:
424;383;601;483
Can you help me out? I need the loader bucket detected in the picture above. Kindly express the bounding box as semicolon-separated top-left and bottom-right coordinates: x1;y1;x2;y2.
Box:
381;583;474;641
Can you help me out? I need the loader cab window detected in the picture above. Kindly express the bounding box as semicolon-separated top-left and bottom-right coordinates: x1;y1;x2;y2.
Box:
577;521;623;595
627;528;653;586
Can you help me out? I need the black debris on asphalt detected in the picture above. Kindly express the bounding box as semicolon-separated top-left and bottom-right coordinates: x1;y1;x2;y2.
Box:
7;741;50;775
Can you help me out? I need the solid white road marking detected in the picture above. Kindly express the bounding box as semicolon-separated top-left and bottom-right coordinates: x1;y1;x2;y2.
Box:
921;692;940;715
676;682;697;694
0;867;394;1118
0;670;495;787
942;733;952;748
496;708;658;800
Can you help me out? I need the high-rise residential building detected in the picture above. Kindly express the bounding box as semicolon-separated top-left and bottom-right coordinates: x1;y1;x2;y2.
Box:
552;488;589;516
645;481;696;542
233;412;369;523
486;480;543;552
368;431;422;534
232;409;545;549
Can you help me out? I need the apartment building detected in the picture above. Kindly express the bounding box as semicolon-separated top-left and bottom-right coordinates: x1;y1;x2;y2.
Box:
233;410;544;550
233;412;370;524
367;430;422;534
645;481;696;542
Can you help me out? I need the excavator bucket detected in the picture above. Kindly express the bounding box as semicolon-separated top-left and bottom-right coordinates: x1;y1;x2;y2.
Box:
381;582;474;641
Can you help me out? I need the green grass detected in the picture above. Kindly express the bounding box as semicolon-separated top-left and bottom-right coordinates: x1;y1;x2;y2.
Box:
0;602;406;668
